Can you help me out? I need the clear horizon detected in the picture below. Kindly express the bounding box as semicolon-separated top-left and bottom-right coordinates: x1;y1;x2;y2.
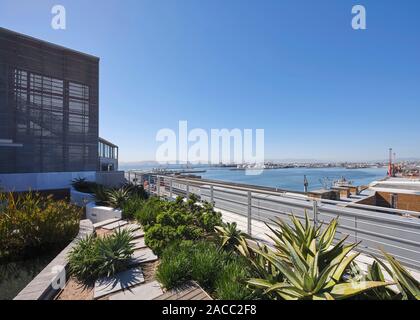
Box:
1;0;419;162
118;157;419;165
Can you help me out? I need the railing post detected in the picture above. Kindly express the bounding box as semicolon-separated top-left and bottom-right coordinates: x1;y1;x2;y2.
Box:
313;200;318;228
157;176;161;196
186;182;190;198
247;191;252;235
128;171;131;183
210;185;214;205
355;216;358;243
170;178;173;199
147;175;151;194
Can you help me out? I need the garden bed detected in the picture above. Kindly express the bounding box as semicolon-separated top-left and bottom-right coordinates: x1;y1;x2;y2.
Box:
55;260;159;300
17;191;419;301
54;216;162;300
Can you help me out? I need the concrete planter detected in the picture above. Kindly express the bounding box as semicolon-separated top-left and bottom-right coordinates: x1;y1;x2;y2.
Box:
70;188;95;207
86;201;122;223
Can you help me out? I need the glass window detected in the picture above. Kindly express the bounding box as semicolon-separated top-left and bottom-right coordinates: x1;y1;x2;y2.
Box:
12;68;95;173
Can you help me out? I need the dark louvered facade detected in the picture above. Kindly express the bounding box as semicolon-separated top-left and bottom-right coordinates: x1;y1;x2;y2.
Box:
0;28;99;173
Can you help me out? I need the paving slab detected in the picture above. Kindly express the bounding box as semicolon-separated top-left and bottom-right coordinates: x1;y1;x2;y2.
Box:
93;218;121;229
94;267;144;299
109;280;163;300
131;229;145;238
118;223;141;232
102;220;128;230
129;248;158;266
131;237;147;250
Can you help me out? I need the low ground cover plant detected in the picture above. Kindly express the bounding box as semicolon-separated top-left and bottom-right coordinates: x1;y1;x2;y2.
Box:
156;240;254;300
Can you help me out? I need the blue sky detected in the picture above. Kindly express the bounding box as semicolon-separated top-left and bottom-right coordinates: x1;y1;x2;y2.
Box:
1;0;419;162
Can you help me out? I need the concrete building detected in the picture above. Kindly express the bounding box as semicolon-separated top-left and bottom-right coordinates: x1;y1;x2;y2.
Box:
0;28;122;192
366;178;420;212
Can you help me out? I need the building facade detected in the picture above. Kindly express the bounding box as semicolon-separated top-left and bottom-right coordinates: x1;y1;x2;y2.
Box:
99;137;118;172
0;28;120;191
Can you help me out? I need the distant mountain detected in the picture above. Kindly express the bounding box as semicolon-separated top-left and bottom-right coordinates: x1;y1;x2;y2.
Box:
265;158;321;164
119;161;160;170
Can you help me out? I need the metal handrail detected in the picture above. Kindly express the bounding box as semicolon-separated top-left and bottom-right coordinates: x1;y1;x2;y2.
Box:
131;172;420;218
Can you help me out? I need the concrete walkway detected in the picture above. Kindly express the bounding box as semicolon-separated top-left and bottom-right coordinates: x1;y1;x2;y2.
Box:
109;280;163;300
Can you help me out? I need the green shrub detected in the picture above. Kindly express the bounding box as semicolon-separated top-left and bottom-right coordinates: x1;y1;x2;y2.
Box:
121;196;145;220
141;195;222;255
195;201;223;233
68;229;134;282
145;223;203;256
135;196;162;227
0;192;81;260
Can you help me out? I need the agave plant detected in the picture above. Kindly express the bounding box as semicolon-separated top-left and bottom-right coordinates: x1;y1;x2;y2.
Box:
106;187;131;209
68;234;99;281
93;185;110;206
68;229;135;281
96;229;135;277
236;237;284;299
242;212;391;300
215;222;250;251
71;177;98;194
123;182;148;200
368;251;420;300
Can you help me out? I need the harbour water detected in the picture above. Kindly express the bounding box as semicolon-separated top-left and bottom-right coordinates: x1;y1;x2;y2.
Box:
122;164;387;192
199;167;387;191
